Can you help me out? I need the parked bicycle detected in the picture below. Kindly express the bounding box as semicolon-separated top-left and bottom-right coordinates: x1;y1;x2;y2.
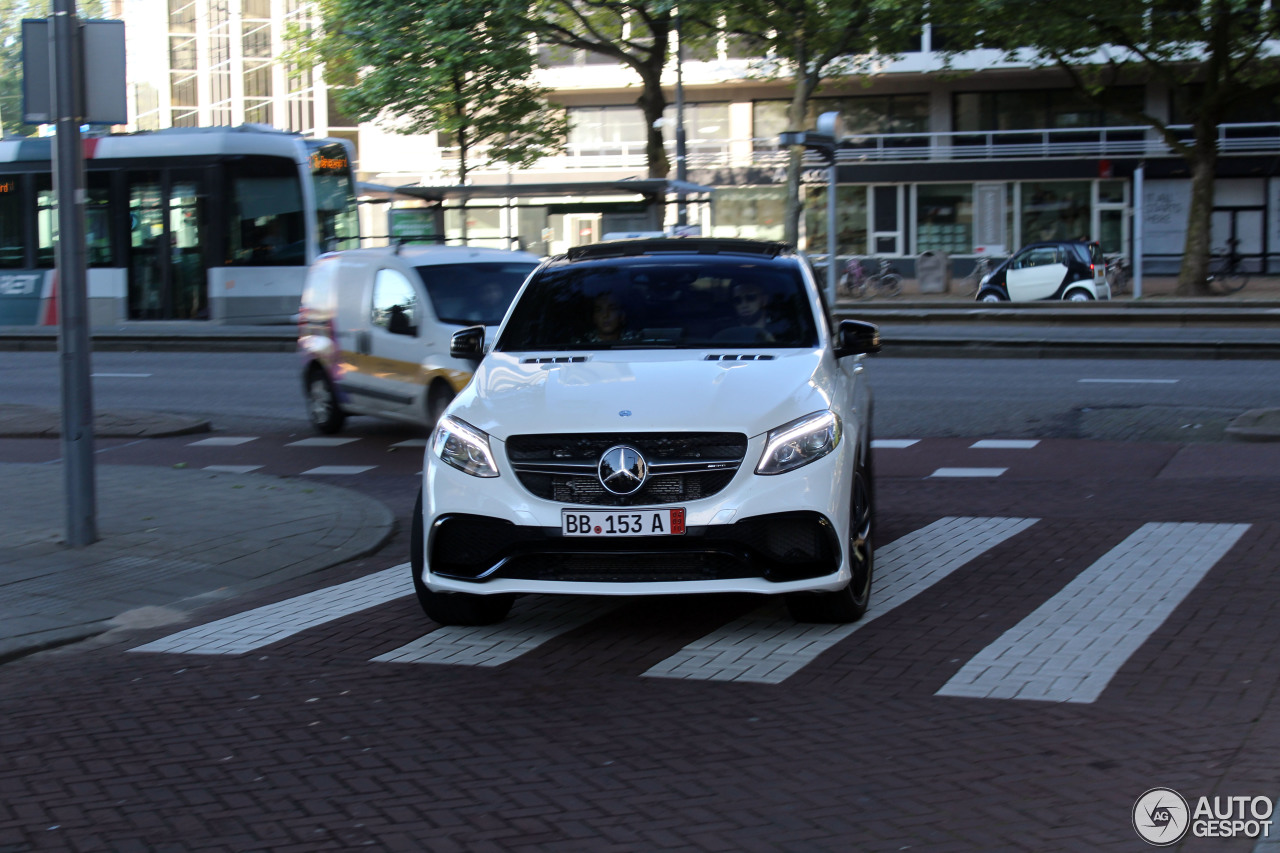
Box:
1105;254;1131;295
1206;243;1250;295
963;255;994;295
840;256;903;299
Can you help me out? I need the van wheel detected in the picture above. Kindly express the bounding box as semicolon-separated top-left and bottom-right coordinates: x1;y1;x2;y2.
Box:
426;382;455;426
305;369;345;434
1065;289;1094;302
786;458;873;624
410;487;514;626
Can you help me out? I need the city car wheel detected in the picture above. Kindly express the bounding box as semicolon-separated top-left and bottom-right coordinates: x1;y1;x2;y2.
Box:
977;289;1006;303
306;368;345;434
1065;289;1094;302
786;456;873;624
410;488;514;626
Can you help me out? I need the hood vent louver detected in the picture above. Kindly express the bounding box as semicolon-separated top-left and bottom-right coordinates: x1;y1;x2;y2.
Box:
521;355;590;364
704;354;776;362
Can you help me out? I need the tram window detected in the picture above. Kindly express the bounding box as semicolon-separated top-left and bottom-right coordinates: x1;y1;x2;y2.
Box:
36;177;115;268
228;157;306;266
0;175;22;269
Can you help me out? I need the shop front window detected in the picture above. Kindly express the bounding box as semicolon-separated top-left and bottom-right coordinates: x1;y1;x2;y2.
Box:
916;185;973;255
711;187;786;242
804;185;868;256
1020;181;1091;243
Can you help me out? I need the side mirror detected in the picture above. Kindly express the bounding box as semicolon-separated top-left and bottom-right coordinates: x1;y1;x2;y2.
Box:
450;326;486;360
834;319;880;358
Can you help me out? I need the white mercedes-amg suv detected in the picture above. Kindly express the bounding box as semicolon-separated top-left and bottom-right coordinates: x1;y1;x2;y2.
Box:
411;238;881;625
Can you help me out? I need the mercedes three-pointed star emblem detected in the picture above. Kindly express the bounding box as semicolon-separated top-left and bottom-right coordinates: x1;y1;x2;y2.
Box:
597;445;648;495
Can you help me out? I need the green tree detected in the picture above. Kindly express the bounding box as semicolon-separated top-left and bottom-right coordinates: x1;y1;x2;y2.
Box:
1;0;106;136
715;0;924;245
944;0;1280;295
296;0;567;186
528;0;716;179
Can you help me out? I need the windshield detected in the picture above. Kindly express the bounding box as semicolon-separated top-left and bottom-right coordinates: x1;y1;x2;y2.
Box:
496;260;819;351
415;261;538;326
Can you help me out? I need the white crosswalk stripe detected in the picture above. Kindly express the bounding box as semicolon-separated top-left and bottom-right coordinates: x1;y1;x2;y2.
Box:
936;522;1251;704
129;565;411;655
643;516;1039;684
373;596;616;667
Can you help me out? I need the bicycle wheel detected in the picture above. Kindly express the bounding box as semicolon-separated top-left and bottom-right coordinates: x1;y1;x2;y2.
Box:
1208;267;1249;295
877;273;903;298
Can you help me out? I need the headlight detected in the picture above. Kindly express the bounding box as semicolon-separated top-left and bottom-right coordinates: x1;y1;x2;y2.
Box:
431;416;499;478
755;411;841;476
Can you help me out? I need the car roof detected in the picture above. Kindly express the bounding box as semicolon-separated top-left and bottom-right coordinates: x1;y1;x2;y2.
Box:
323;245;542;267
558;237;795;264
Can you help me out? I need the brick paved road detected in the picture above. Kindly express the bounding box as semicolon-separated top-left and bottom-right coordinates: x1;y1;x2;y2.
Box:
1;440;1278;852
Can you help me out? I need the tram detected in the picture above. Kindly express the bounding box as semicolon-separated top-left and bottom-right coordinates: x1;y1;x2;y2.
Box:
0;124;359;325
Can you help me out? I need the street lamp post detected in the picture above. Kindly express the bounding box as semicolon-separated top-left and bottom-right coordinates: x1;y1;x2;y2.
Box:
674;13;688;229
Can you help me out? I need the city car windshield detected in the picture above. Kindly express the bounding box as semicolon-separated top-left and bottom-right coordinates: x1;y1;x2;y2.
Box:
415;262;537;326
495;261;819;351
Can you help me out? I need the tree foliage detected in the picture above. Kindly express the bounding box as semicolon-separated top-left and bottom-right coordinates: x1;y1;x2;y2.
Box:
295;0;568;185
526;0;719;179
713;0;927;244
941;0;1280;294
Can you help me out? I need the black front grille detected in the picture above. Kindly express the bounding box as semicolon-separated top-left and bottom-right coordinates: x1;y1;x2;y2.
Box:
428;511;839;584
506;432;748;507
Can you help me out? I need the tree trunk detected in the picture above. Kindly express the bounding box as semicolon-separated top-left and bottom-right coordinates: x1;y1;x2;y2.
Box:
636;83;670;179
783;85;813;247
1175;136;1217;296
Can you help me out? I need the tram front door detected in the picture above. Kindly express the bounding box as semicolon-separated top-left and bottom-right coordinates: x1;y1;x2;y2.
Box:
128;170;207;320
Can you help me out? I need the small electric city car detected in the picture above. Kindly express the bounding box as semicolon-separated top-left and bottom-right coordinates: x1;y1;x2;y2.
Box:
412;238;882;626
975;240;1111;302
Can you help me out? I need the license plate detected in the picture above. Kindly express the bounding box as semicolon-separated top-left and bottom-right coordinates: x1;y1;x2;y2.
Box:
562;508;686;537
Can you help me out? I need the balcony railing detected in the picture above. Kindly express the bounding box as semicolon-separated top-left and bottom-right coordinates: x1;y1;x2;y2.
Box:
428;122;1280;177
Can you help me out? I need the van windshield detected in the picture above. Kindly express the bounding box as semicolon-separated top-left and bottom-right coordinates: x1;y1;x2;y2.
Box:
415;262;538;326
496;260;819;351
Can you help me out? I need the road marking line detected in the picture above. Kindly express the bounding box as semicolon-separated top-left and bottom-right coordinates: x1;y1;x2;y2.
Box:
936;522;1250;704
391;439;430;448
129;565;412;655
970;440;1039;449
373;597;616;667
930;467;1007;477
287;437;360;447
188;437;258;446
301;465;377;475
1078;378;1179;384
872;439;920;449
203;465;263;474
644;516;1039;684
91;372;151;378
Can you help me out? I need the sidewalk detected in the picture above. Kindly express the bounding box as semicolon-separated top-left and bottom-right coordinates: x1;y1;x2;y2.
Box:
0;407;395;664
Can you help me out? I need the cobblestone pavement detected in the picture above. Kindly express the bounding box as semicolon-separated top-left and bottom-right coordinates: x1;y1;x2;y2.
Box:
1;439;1278;852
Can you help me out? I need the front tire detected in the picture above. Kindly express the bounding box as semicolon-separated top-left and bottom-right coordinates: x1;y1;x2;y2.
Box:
410;488;514;626
976;288;1007;303
1064;288;1094;302
305;368;345;434
786;456;873;624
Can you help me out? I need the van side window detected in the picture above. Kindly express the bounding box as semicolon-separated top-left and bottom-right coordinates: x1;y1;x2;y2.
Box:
372;268;419;337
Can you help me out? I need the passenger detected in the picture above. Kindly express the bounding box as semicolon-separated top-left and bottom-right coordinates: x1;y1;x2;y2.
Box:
578;292;639;343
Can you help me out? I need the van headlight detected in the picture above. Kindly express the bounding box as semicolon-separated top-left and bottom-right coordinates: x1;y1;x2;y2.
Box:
755;411;841;475
431;416;499;478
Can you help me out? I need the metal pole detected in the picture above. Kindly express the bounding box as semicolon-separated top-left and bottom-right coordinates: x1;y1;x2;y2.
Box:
1132;164;1144;299
674;13;688;229
827;160;837;305
51;0;97;546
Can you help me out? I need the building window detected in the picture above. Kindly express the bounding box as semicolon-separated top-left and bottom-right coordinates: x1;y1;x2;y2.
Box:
711;187;785;242
567;106;646;156
916;185;973;255
803;185;868;256
1020;181;1092;243
753;95;929;148
954;88;1144;133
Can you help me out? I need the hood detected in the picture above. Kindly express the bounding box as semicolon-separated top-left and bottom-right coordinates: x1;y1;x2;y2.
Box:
451;350;835;441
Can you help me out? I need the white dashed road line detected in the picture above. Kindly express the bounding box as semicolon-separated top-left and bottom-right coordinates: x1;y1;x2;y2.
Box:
203;465;264;474
872;439;920;449
1078;378;1179;384
287;437;360;447
644;516;1040;684
936;522;1251;704
970;440;1039;449
188;437;258;446
301;465;378;475
930;468;1008;478
129;565;412;655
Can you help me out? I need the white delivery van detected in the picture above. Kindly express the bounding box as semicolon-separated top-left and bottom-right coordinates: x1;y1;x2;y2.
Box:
297;244;542;433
